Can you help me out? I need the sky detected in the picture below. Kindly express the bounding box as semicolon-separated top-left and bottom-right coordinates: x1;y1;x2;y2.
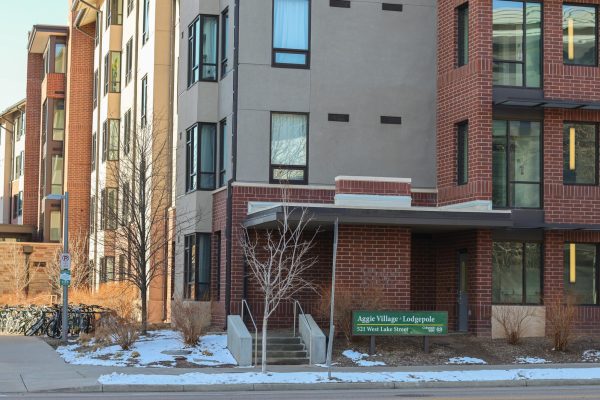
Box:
0;0;68;111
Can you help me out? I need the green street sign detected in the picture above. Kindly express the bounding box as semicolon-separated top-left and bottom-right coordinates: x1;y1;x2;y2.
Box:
352;310;448;336
60;269;71;287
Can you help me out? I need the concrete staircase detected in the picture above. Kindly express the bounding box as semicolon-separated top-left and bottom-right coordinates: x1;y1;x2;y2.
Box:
252;333;310;365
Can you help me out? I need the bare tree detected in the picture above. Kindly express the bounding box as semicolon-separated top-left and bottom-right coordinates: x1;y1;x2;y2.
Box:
240;186;319;373
48;229;91;294
98;115;194;332
492;305;536;345
7;243;33;302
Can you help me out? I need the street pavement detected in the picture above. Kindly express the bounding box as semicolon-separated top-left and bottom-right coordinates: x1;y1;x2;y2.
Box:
1;335;600;395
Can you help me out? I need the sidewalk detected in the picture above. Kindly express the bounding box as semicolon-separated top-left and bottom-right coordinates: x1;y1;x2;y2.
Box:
1;336;600;393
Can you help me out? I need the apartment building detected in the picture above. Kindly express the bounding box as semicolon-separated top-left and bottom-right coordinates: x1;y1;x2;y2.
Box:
0;100;26;225
175;0;600;338
73;0;177;322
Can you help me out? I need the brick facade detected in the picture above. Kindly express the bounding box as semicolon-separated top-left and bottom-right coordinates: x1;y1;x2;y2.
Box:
335;177;411;196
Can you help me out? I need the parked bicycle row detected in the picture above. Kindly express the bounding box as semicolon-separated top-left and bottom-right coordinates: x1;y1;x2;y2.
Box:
0;304;110;337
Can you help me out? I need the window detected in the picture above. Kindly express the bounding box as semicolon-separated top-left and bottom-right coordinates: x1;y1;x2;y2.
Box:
123;109;131;155
492;241;542;304
42;101;48;144
492;0;542;88
17;191;23;217
90;195;96;232
565;243;598;305
221;8;229;76
103;54;109;95
122;182;129;223
12;194;18;219
141;75;148;127
118;255;126;281
563;4;597;66
100;189;105;230
127;0;134;15
15;111;25;141
186;123;216;192
219;119;228;187
270;112;308;184
91;132;97;171
110;52;121;92
55;42;66;73
93;69;98;108
125;38;133;85
101;121;107;162
563;123;598;185
272;0;310;67
51;155;63;195
106;0;123;26
142;0;150;44
457;3;469;67
53;100;65;141
100;257;115;283
108;119;120;161
183;233;211;300
457;121;468;185
15;152;22;178
104;188;118;230
492;119;541;208
50;211;61;241
188;15;218;85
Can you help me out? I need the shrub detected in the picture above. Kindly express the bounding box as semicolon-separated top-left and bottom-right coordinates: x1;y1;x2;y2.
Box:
492;305;535;345
171;300;210;346
317;276;384;344
70;282;139;320
95;313;140;350
546;296;577;352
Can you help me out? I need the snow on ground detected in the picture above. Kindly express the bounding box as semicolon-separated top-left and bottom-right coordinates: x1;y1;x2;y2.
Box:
342;349;386;367
515;357;549;364
582;350;600;363
57;330;237;368
98;367;600;385
446;357;487;365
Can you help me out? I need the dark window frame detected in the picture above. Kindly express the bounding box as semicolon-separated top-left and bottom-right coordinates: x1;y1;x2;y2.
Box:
563;3;599;67
127;0;134;16
221;8;229;78
271;0;311;69
492;240;544;306
93;69;98;108
188;14;219;87
183;232;212;301
563;121;599;186
142;0;150;44
219;118;227;187
92;132;97;171
141;75;148;127
185;122;217;193
457;121;468;185
123;109;131;155
457;3;469;67
106;0;123;27
125;38;133;85
564;242;600;306
104;187;118;231
269;111;309;185
107;118;120;161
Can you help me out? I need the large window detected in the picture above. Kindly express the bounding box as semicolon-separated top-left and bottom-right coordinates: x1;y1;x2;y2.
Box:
188;15;218;85
492;119;541;208
93;69;98;108
457;121;468;185
51;155;63;195
106;0;123;26
273;0;310;67
219;119;228;187
50;211;62;242
92;132;97;171
183;233;211;300
142;0;150;44
563;4;597;66
53;100;65;141
55;42;66;73
493;241;542;304
125;38;133;85
221;8;229;76
457;3;469;67
186;123;216;192
103;119;120;161
123;109;131;155
270;112;308;184
141;75;147;127
104;52;121;93
100;257;115;283
104;187;118;230
565;243;598;305
492;0;542;87
563;122;597;185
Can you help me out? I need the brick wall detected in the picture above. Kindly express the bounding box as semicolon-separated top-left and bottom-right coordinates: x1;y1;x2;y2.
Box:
24;53;43;230
335;177;411;196
211;188;228;328
411;235;436;310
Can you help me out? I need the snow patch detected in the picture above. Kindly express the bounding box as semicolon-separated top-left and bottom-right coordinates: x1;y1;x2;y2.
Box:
583;350;600;363
515;357;549;364
342;349;386;367
98;367;600;385
57;330;236;368
446;357;487;365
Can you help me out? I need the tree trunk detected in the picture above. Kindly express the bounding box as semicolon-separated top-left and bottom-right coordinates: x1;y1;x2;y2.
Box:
261;312;268;373
141;286;148;334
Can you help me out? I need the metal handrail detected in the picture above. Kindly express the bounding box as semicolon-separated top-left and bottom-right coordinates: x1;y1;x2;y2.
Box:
241;299;258;367
293;299;312;364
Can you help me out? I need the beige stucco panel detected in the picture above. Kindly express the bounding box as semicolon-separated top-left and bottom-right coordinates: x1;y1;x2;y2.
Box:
491;305;546;339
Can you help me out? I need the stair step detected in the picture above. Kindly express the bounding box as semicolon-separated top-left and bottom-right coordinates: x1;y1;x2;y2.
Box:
254;344;306;351
253;350;308;358
251;337;303;345
262;357;310;365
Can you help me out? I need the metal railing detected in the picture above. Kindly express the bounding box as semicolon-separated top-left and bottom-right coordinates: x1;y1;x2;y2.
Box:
293;299;312;364
241;299;258;367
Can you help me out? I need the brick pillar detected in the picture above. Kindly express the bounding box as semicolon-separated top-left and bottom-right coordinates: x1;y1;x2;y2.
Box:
544;230;564;304
336;225;411;310
469;229;492;336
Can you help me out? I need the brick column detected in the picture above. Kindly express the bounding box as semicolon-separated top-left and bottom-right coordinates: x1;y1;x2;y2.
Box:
469;229;492;336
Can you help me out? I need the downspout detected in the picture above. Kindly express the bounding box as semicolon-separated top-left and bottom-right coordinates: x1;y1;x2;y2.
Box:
225;0;240;324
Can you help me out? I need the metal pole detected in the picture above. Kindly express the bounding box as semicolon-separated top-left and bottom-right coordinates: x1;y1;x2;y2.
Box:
326;218;339;380
62;192;69;343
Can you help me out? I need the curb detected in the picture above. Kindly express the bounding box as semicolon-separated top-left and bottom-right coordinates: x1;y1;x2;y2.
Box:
77;379;600;393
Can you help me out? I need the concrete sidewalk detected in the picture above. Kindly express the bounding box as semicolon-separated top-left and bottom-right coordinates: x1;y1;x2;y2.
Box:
1;336;600;393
